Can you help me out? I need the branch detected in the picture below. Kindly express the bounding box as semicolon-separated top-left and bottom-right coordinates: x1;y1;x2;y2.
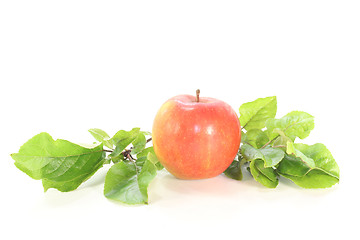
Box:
102;137;152;161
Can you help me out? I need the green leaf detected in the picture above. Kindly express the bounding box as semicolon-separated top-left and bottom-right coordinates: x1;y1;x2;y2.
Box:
239;96;277;130
104;157;112;164
224;160;242;180
241;130;247;143
265;111;314;141
280;169;339;189
110;128;140;157
249;159;278;188
42;159;104;192
140;131;152;136
147;152;158;165
136;147;164;170
272;129;292;147
286;142;315;168
11;132;105;192
243;129;270;148
88;128;113;149
131;133;146;155
109;153;124;164
295;143;339;178
277;143;339;188
276;154;311;177
241;144;285;168
104;159;157;205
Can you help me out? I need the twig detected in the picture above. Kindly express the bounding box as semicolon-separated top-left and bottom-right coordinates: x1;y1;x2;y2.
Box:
102;136;152;162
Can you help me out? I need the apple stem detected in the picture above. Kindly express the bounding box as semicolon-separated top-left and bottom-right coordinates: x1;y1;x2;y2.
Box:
196;89;200;102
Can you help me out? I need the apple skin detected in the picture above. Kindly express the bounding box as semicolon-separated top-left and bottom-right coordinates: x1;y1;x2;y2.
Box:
152;94;241;180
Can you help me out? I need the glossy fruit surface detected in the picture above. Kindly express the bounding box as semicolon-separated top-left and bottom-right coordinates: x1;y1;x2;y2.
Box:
152;94;241;179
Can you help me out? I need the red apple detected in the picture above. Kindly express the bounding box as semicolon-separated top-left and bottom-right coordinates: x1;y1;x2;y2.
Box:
152;90;241;179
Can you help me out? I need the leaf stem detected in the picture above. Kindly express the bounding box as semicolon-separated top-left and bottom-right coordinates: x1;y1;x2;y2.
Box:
126;152;139;175
243;141;254;147
260;136;279;149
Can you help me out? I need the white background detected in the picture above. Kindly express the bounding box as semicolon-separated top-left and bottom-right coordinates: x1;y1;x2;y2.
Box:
1;1;359;239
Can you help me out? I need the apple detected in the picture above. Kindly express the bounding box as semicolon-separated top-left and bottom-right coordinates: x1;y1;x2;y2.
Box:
152;90;241;179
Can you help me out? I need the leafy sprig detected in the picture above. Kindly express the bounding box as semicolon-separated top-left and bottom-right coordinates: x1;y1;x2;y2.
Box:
10;96;340;205
224;96;340;189
11;128;162;205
